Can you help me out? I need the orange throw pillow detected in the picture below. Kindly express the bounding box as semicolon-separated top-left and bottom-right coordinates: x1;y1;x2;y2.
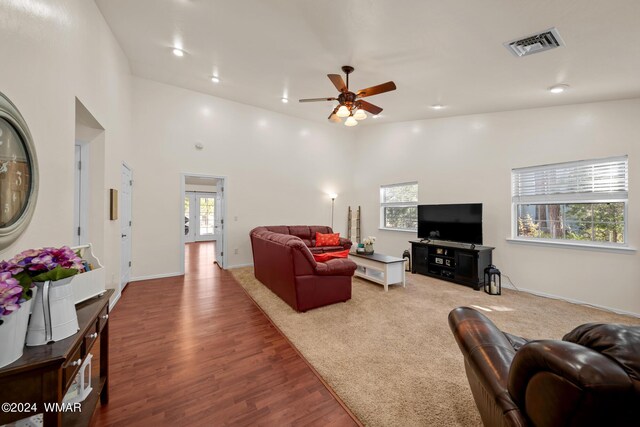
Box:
313;249;349;263
315;232;340;247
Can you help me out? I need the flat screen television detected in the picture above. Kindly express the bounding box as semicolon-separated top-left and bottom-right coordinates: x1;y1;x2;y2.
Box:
417;203;483;245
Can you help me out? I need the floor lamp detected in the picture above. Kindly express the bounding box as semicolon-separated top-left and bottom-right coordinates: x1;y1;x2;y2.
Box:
329;193;337;229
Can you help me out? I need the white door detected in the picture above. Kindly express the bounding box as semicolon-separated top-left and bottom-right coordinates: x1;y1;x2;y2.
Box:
120;164;132;290
214;183;224;267
73;143;88;245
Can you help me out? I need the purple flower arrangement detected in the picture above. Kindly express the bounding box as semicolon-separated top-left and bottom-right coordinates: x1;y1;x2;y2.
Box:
0;271;23;319
0;246;85;321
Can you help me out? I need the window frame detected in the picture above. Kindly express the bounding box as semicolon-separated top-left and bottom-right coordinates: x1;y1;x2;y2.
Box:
511;156;629;249
379;181;418;232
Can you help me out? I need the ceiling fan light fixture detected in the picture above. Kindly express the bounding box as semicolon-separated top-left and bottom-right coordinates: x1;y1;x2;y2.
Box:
172;48;185;57
353;109;367;120
345;115;358;127
336;105;350;118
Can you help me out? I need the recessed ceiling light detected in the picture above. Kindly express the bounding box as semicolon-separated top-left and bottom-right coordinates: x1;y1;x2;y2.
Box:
211;76;220;83
172;48;185;57
430;104;445;110
549;84;569;94
281;97;289;104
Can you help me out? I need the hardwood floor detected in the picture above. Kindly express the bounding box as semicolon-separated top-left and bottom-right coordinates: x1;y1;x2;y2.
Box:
91;242;359;426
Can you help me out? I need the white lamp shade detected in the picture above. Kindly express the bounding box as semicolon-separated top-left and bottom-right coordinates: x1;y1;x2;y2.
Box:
336;105;350;118
353;109;367;120
345;116;358;127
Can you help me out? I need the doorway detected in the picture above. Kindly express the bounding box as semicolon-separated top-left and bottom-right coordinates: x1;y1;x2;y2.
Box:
74;98;105;249
181;174;226;272
184;192;217;243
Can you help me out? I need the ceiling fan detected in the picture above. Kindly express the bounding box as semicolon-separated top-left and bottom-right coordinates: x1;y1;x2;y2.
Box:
299;66;397;126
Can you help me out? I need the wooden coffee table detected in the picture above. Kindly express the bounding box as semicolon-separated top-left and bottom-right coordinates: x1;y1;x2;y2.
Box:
348;252;406;292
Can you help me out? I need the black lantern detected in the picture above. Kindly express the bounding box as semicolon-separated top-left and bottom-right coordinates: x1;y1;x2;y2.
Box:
483;265;501;295
402;250;411;272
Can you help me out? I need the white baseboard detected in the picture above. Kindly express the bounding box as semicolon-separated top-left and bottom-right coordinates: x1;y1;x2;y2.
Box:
226;263;254;269
130;272;183;282
502;283;640;318
109;290;121;311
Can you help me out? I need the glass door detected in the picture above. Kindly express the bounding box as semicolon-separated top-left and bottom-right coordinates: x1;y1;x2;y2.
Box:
184;194;195;243
184;192;216;242
195;194;215;241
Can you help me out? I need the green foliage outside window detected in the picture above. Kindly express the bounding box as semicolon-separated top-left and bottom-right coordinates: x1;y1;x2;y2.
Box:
381;183;418;230
516;202;624;243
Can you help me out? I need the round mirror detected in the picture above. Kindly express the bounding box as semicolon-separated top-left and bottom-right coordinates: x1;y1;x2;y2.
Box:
0;92;38;250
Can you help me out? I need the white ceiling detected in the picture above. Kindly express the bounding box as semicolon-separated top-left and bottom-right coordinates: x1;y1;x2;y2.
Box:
96;0;640;124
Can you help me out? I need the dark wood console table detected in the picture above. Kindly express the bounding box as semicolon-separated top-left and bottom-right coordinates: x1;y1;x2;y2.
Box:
410;240;494;290
0;289;113;427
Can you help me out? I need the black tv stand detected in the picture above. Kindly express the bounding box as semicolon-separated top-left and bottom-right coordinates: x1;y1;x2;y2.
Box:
410;240;494;290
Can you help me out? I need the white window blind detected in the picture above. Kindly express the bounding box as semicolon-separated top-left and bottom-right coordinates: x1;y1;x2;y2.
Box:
512;156;628;203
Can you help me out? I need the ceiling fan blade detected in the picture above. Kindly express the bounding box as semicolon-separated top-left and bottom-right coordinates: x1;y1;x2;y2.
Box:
357;81;397;98
358;100;383;115
299;97;338;102
327;74;347;92
328;106;341;122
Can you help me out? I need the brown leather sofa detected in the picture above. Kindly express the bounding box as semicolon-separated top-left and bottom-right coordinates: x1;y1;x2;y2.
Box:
250;226;356;312
449;307;639;427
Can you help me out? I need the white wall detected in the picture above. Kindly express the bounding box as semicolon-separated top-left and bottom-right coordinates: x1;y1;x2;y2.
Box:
131;77;356;276
354;99;640;315
185;184;217;193
0;0;132;302
2;1;637;316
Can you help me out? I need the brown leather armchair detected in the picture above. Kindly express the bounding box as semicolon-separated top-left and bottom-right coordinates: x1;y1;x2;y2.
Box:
448;307;640;427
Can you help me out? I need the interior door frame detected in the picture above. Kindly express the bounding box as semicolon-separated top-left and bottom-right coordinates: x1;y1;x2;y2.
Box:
73;141;90;246
180;173;227;272
121;162;133;291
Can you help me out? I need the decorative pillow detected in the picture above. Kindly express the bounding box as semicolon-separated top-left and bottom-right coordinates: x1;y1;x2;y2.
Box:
315;232;340;247
312;249;349;263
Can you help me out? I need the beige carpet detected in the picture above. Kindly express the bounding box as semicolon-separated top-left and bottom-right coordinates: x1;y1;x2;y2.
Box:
230;268;640;426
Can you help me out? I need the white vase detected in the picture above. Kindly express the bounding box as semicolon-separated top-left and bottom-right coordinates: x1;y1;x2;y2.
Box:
0;298;32;368
26;277;79;346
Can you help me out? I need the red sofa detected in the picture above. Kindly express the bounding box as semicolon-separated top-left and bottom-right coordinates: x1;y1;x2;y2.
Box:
252;225;352;254
250;226;356;312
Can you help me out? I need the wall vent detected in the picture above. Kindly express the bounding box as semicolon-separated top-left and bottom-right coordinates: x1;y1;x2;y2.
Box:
504;28;565;57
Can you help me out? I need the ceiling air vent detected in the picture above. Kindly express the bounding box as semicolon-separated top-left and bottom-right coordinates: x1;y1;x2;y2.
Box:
504;27;565;57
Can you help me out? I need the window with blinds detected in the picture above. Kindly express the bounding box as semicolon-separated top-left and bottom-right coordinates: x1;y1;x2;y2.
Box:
380;182;418;231
511;156;628;245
